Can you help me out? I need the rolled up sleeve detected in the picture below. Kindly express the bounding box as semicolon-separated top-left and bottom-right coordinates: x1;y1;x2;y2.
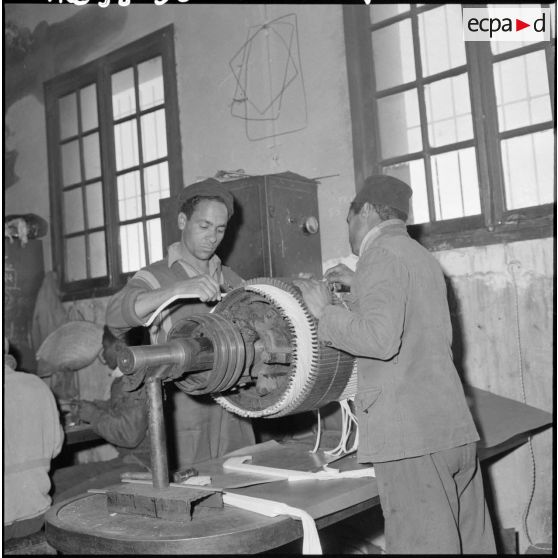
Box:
105;278;151;337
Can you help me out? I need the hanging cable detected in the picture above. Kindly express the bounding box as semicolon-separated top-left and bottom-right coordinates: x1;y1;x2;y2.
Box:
311;408;322;453
508;259;546;551
324;399;359;457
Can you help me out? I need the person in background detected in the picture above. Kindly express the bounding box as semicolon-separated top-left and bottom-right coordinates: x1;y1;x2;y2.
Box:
76;325;150;467
105;178;255;471
294;175;496;554
4;338;64;541
51;327;149;503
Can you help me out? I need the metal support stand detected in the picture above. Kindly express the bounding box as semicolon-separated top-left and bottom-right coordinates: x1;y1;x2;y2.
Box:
146;377;169;489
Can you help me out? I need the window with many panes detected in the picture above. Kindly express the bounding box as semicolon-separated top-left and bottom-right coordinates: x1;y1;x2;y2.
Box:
45;26;182;298
343;4;555;249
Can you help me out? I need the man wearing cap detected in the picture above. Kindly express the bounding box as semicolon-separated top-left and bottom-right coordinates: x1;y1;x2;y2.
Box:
106;178;254;470
294;175;495;554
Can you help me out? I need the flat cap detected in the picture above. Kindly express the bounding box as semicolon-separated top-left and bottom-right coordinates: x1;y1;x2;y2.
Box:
352;175;412;219
178;178;234;216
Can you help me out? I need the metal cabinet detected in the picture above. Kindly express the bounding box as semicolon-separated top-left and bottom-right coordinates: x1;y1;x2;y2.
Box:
160;172;323;280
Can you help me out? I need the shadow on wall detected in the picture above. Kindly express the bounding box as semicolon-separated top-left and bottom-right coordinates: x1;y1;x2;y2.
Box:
5;7;127;108
444;274;466;382
5;6;127;188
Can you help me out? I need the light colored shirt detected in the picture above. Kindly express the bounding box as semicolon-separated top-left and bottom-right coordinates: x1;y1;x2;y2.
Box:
167;242;222;279
4;363;64;524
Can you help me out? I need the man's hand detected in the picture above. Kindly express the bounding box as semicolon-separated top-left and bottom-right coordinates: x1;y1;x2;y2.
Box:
324;263;354;291
292;279;330;320
174;274;222;302
77;400;100;424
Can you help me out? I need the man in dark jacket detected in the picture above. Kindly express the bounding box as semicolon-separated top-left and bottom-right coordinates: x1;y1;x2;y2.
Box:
295;175;496;554
77;326;150;467
51;327;149;503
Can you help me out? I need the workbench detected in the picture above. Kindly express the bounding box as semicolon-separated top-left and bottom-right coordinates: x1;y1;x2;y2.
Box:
45;387;552;554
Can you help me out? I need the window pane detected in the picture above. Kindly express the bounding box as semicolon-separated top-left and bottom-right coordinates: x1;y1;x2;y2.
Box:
144;162;170;215
494;51;551;132
372;19;415;90
61;140;81;186
370;4;410;23
383;159;429;224
425;74;473;147
138;56;164;111
80;84;98;132
117;171;142;221
89;231;107;278
59;92;78;140
120;222;146;273
64;188;85;234
112;67;136;119
147;218;163;264
419;5;466;77
83;132;101;180
141;109;167;163
114;119;139;171
501;130;555;210
378;89;422;158
431;147;481;220
491;40;530;56
65;235;87;281
85;182;104;229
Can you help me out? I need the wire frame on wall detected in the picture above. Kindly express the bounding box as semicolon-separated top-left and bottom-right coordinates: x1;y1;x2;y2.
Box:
229;13;308;141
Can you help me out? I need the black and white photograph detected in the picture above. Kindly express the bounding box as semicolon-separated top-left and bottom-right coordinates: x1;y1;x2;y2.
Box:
3;2;555;555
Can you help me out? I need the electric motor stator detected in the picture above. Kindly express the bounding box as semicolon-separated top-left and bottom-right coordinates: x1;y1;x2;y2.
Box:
117;278;357;418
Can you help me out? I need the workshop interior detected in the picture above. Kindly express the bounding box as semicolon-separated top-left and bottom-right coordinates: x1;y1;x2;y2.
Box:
3;3;555;555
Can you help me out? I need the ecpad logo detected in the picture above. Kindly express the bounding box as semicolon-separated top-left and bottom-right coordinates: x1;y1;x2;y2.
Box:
463;7;551;42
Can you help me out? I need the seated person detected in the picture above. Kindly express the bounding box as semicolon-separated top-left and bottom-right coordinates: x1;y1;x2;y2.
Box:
4;338;64;541
51;327;149;502
76;326;150;468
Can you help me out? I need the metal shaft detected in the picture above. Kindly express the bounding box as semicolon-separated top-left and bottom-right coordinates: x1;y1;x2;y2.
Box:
146;377;169;489
117;338;214;378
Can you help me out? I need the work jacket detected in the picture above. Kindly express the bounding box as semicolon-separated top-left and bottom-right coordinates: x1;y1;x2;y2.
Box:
87;375;151;466
318;221;479;463
105;243;255;469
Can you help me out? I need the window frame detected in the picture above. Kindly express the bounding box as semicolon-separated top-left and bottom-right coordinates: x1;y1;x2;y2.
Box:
44;25;183;300
343;4;555;251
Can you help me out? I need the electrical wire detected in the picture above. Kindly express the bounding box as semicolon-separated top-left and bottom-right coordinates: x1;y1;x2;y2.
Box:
228;13;308;141
323;399;359;457
312;408;322;453
311;398;359;457
508;260;546;551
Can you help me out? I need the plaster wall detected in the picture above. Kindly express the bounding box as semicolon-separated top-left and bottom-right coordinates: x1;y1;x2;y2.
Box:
4;4;553;552
435;238;554;551
5;4;354;268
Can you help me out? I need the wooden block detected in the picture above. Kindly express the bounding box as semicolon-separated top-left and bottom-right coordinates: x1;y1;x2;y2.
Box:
105;482;223;522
